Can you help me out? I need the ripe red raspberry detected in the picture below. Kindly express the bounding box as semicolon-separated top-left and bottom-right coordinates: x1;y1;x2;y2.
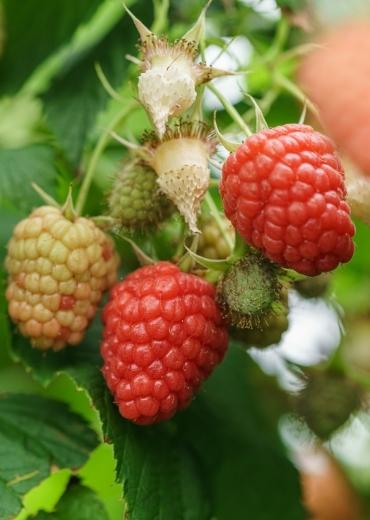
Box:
299;21;370;175
221;124;355;276
101;262;228;425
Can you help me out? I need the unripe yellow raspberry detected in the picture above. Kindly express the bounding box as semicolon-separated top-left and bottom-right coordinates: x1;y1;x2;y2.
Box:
5;206;119;351
198;213;234;260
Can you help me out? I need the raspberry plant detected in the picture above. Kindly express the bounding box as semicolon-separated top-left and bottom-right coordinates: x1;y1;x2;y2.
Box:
1;1;370;519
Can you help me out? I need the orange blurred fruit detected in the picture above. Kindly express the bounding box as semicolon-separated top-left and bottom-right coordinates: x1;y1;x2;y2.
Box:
299;20;370;176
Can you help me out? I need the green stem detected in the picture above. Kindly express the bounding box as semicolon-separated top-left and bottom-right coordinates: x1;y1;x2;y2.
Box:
273;72;318;117
20;0;126;97
209;177;221;187
76;100;138;215
174;218;187;259
224;87;279;134
151;0;170;34
191;85;205;121
207;84;253;137
205;192;234;251
282;269;308;282
178;235;200;273
264;17;289;64
277;43;320;64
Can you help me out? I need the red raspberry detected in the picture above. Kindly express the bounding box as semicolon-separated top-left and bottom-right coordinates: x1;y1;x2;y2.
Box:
101;262;228;425
299;21;370;175
221;124;355;276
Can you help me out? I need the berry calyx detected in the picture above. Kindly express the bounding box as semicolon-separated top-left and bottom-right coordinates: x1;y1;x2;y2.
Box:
101;261;228;425
126;4;230;136
108;159;173;231
221;124;355;276
217;253;284;329
233;300;289;348
5;205;119;351
144;121;217;233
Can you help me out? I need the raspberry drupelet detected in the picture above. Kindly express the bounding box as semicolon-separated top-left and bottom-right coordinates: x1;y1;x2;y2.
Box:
221;124;355;276
101;262;228;425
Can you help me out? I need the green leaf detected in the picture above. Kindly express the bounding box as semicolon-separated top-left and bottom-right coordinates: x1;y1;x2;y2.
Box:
9;315;304;519
0;478;22;520
8;321;210;519
0;145;58;213
34;481;109;520
177;346;305;520
0;0;102;93
0;394;99;519
42;1;149;166
0;209;24;266
105;416;209;520
0;95;43;149
0;144;61;265
332;220;370;313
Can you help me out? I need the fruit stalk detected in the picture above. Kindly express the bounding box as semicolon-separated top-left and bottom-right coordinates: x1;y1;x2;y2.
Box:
76;100;138;215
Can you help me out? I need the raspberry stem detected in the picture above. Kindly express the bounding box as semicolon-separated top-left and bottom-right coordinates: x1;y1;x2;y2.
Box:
273;72;318;118
282;270;308;283
76;100;138;215
277;43;321;64
174;218;187;259
117;235;155;266
207;83;253;137
205;192;234;250
95;63;125;103
31;183;60;209
151;0;170;34
178;235;200;272
225;88;279;133
263;17;289;64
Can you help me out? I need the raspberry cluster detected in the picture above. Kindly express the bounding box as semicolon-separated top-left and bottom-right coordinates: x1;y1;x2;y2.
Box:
101;262;228;424
221;124;355;276
5;206;119;350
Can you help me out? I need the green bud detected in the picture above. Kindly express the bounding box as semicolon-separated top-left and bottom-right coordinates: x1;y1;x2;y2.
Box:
108;160;173;232
217;253;284;329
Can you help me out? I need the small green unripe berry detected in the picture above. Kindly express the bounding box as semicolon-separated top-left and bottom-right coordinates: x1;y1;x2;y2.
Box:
108;161;173;231
198;213;234;260
296;372;362;439
295;273;331;299
217;254;284;329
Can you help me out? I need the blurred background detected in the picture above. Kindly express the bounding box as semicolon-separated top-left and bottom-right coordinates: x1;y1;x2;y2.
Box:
1;0;370;518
